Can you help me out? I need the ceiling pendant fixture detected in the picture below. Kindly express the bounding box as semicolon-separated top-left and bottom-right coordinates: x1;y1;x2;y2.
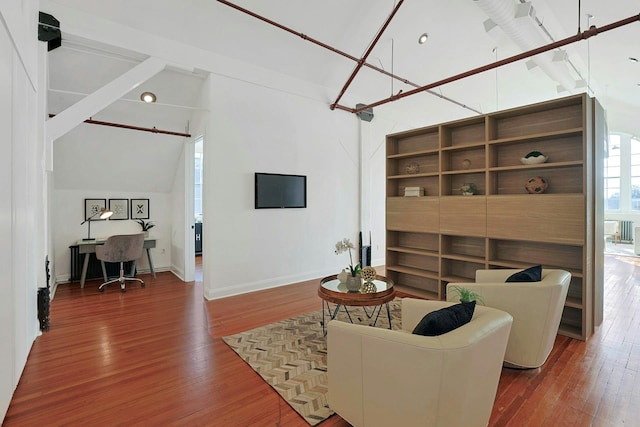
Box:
140;92;157;103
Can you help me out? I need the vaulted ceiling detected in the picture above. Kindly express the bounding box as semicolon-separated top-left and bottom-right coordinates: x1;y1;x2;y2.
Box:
45;0;640;186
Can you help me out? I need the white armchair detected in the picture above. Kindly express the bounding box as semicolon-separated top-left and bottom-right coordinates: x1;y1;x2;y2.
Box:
327;299;512;427
447;268;571;369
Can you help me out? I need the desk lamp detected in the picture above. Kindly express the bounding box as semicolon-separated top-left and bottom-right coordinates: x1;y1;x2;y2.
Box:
81;208;113;241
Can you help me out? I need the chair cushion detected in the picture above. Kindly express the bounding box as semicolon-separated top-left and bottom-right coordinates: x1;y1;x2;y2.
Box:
412;301;476;336
505;265;542;282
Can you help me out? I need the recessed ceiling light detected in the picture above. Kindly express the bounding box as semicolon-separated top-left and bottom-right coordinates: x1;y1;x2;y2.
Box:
418;33;428;44
140;92;157;103
630;57;639;63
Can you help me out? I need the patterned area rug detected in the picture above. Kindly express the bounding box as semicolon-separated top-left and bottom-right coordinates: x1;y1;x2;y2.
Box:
222;298;403;425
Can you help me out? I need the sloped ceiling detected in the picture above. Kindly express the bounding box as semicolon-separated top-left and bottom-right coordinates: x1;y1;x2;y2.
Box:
46;0;640;190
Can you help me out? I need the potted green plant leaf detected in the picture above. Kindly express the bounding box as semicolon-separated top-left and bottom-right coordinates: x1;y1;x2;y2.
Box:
135;219;155;237
460;183;476;196
450;285;484;304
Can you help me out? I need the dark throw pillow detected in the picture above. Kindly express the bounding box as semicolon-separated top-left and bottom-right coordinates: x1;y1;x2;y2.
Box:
505;265;542;282
412;301;476;336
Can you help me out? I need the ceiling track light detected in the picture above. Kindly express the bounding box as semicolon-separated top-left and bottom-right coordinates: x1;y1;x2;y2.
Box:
140;92;157;103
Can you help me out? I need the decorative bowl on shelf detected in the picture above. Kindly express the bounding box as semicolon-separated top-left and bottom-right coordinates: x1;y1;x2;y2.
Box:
406;162;420;174
520;151;548;165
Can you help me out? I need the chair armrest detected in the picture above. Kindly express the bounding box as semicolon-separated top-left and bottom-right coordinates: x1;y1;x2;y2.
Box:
327;305;512;427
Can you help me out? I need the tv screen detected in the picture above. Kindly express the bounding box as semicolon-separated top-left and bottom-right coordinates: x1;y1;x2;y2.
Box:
255;173;307;209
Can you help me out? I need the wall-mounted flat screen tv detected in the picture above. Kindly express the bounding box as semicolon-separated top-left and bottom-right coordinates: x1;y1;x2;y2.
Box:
255;172;307;209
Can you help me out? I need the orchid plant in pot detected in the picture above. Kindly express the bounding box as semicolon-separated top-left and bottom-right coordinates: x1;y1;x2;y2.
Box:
335;238;362;292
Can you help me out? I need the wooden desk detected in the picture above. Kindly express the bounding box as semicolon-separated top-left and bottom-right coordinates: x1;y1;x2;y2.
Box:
77;238;156;288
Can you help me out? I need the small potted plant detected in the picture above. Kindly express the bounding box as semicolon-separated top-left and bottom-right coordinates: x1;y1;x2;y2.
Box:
460;183;476;196
335;238;362;292
135;219;155;237
450;285;484;304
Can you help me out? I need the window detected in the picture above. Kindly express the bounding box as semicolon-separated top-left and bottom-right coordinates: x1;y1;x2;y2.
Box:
631;138;640;211
605;134;620;210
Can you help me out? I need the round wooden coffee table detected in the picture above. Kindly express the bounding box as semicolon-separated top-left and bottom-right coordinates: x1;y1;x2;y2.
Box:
318;274;396;335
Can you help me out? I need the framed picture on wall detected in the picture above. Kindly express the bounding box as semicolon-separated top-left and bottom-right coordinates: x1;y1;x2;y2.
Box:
108;199;129;220
84;198;107;221
130;198;150;219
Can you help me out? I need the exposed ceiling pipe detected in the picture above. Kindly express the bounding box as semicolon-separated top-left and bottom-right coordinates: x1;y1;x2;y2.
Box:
476;0;577;93
47;113;192;138
343;13;640;114
216;0;481;114
331;0;404;109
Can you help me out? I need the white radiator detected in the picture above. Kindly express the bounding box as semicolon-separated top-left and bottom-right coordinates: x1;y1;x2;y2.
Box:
620;220;634;243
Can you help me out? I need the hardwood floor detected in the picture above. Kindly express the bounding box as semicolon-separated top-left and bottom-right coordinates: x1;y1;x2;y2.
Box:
3;255;639;426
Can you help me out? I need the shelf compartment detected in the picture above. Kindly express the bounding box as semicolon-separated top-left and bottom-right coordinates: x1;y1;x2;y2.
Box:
387;197;440;233
559;305;584;339
387;230;439;259
442;145;486;173
440;117;485;149
488;238;583;272
389;251;439;275
441;235;485;259
566;276;584;308
387;127;439;156
487;195;585;245
388;153;439;177
441;259;484;282
489;165;583;195
488;133;583;169
386;175;439;198
488;127;583;145
392;272;439;299
386;265;439;279
487;95;585;140
441;172;486;196
486;260;583;278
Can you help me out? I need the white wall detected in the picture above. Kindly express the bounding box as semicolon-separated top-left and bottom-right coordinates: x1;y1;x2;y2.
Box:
198;69;425;299
0;0;44;420
52;190;173;284
170;146;186;280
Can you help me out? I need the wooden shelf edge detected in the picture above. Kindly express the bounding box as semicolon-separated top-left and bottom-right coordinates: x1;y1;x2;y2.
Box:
386;265;439;280
440;275;474;283
565;298;583;309
441;168;485;175
489;160;582;172
387;149;439;159
394;284;439;300
442;254;485;264
558;325;585;341
388;172;439;179
441;141;485;151
387;246;439;257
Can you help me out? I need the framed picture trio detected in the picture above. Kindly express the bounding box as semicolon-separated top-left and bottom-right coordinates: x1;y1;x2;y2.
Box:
83;198;150;221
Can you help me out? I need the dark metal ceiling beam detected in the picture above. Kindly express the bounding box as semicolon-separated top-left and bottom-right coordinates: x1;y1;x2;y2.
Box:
216;0;481;114
330;0;404;110
343;14;640;114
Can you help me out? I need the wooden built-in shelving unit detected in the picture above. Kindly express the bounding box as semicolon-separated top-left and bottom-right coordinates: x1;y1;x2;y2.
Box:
385;93;604;340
